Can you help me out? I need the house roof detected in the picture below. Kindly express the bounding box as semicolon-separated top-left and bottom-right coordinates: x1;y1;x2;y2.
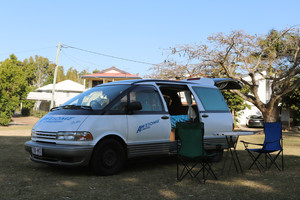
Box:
27;92;52;101
81;66;141;79
36;80;85;92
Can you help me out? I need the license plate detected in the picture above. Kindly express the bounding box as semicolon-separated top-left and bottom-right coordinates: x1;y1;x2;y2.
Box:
32;146;42;156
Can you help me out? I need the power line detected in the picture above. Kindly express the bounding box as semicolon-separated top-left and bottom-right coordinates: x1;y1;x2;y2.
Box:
60;49;86;69
60;49;101;68
61;44;156;66
0;46;56;56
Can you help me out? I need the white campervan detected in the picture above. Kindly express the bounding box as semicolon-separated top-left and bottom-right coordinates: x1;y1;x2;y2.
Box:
25;78;242;175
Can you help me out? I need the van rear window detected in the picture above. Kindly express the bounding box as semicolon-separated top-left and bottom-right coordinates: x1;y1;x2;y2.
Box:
192;87;229;112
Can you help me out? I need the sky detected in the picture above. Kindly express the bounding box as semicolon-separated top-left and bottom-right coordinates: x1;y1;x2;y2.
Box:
0;0;299;77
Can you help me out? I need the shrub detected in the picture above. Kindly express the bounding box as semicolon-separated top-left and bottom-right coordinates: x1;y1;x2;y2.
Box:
31;110;48;118
0;112;10;126
21;108;31;116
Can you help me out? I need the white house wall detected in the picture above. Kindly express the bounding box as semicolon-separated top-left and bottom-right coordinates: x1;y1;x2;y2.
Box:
27;80;85;111
238;72;269;125
237;72;289;125
54;92;81;107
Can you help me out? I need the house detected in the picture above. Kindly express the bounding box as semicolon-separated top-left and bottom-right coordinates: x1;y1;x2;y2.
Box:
81;66;142;88
27;80;85;111
238;72;290;126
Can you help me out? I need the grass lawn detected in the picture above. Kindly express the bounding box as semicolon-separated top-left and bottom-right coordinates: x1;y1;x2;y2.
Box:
0;128;299;200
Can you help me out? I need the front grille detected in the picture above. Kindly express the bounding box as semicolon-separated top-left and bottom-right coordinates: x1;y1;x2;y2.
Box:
34;131;57;140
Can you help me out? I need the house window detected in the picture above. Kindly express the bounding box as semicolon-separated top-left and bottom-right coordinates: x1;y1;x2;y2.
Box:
92;80;103;87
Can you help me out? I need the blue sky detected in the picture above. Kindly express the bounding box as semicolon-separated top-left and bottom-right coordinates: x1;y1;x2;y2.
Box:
0;1;299;77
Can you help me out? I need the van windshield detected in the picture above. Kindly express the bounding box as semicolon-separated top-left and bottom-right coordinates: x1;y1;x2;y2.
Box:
61;85;130;110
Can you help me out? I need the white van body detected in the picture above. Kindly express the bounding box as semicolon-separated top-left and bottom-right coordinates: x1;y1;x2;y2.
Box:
25;78;242;175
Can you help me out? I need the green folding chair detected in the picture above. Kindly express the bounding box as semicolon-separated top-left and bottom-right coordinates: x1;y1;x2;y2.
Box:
176;122;217;183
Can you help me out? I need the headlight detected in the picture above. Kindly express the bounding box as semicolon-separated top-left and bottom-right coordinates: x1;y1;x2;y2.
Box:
57;131;93;141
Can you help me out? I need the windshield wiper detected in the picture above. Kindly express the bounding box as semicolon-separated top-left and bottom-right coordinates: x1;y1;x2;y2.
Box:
62;105;93;110
51;105;93;111
78;105;93;110
50;106;60;111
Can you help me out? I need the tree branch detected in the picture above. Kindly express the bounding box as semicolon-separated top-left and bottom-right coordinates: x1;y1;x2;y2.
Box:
277;78;300;97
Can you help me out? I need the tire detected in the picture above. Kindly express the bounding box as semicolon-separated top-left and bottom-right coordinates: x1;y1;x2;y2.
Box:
91;139;126;176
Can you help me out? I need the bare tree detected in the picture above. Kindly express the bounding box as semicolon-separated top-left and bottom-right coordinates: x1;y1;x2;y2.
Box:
153;27;300;122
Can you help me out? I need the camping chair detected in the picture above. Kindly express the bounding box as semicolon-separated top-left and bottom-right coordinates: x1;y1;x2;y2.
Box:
241;122;283;172
176;122;217;183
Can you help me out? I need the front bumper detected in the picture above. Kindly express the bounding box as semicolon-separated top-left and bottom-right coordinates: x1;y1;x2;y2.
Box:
25;141;94;167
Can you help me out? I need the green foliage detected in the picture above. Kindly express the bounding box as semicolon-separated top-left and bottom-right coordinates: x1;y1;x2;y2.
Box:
79;69;89;87
0;112;10;126
31;110;48;118
21;108;31;116
57;66;65;83
66;67;89;86
43;64;55;85
222;90;250;123
66;67;79;82
24;55;55;88
21;100;35;116
0;54;91;126
93;69;101;73
0;55;35;125
282;79;300;125
22;55;89;87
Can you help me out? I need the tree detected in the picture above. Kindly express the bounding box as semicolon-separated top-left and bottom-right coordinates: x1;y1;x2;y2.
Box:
93;69;101;73
156;27;300;122
24;55;55;88
282;78;300;125
79;69;89;87
66;67;90;86
66;67;79;82
0;55;35;125
56;66;66;83
222;90;250;124
44;65;65;85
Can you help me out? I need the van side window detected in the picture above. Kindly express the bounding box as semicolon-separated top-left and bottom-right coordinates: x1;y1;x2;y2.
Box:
192;87;229;112
110;95;128;113
130;86;164;112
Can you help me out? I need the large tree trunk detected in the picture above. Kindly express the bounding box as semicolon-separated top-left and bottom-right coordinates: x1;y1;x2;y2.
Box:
261;100;281;123
263;108;280;122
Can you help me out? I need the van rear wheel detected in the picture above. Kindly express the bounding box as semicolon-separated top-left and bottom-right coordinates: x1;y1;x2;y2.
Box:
91;139;125;175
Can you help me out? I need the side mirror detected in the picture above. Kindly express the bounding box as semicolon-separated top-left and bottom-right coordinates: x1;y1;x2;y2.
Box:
128;101;142;111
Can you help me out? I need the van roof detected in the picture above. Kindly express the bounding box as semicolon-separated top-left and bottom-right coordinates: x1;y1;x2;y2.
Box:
97;78;243;90
98;78;215;87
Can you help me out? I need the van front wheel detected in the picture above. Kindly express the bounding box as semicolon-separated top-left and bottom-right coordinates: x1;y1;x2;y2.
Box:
91;139;125;175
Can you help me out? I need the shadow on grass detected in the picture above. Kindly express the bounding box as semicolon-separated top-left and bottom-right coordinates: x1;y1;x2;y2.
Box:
1;135;300;200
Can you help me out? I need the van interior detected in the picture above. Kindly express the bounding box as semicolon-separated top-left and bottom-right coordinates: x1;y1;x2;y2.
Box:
158;84;199;120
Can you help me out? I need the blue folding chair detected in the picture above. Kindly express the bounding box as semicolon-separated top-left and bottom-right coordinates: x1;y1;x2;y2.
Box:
241;122;283;172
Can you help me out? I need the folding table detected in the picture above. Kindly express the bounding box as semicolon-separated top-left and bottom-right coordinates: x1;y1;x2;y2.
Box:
214;131;254;175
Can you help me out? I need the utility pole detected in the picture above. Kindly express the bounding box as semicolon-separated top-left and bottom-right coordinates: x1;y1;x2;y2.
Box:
50;42;61;110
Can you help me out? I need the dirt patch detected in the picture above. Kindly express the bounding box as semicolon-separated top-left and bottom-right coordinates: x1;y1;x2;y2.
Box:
0;116;40;136
0;127;32;136
235;124;264;134
10;116;40;125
